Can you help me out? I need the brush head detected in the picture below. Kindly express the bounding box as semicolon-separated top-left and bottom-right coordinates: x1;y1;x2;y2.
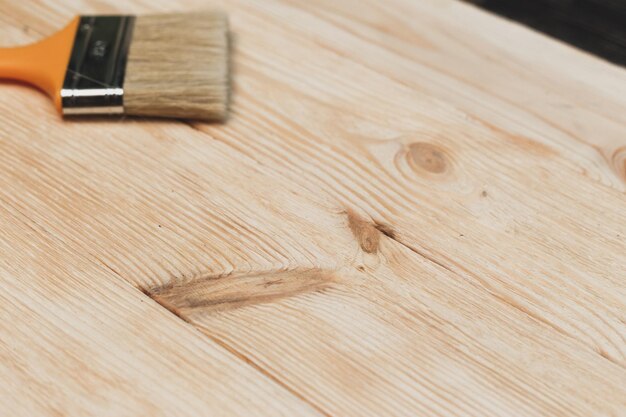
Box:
123;12;230;121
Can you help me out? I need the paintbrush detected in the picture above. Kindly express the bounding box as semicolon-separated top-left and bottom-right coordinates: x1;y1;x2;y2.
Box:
0;12;230;121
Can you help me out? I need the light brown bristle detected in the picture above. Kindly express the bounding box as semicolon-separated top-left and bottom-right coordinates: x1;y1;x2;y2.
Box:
124;12;230;121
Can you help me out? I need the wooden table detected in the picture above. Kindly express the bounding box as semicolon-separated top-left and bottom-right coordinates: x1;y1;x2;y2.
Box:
1;0;625;415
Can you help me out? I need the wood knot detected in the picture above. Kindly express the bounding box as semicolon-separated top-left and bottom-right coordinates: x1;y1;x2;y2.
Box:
143;269;336;316
612;146;626;181
346;209;396;254
347;209;380;253
407;142;450;174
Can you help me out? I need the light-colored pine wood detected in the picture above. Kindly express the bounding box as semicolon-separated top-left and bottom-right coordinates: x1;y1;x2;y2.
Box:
0;0;625;416
0;201;322;416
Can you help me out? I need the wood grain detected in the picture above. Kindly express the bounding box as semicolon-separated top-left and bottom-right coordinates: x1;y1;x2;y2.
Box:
0;200;321;416
0;0;625;415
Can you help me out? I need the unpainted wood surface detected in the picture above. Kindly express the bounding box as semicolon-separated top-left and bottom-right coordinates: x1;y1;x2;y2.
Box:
0;0;625;416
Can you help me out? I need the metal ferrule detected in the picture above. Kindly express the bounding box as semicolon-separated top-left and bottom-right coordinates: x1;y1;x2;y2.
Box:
61;16;135;115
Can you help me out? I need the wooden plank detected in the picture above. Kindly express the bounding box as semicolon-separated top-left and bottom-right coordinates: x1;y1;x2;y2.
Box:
278;0;626;192
0;0;625;416
203;0;626;364
0;203;320;416
183;237;626;416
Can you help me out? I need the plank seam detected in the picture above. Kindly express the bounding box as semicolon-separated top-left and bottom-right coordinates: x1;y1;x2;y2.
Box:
194;324;335;417
375;230;626;371
95;259;333;416
141;287;333;417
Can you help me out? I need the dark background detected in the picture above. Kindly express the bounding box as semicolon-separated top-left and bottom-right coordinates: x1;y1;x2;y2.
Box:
465;0;626;67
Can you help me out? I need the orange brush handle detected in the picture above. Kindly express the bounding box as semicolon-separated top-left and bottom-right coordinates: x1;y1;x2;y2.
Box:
0;17;79;112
